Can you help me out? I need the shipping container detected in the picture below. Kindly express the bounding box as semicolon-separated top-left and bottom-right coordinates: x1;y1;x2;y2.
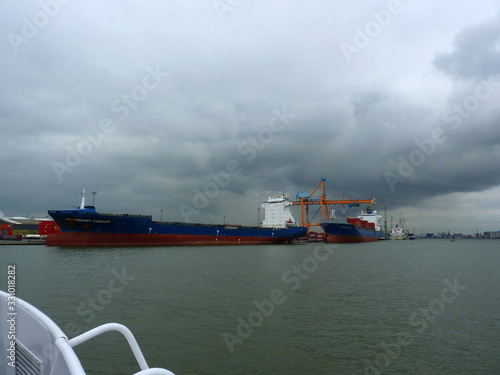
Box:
38;220;61;235
39;220;53;235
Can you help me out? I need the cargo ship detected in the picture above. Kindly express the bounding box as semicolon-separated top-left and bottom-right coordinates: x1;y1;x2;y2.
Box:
389;225;407;240
46;189;306;246
389;216;407;239
320;208;383;243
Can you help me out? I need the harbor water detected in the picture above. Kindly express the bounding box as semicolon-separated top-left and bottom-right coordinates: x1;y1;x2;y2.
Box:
1;239;499;374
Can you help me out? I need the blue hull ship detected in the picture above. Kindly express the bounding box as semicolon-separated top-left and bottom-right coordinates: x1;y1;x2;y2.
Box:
47;190;307;246
320;209;383;243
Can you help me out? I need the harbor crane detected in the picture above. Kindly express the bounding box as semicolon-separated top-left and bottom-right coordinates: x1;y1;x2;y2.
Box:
292;178;376;231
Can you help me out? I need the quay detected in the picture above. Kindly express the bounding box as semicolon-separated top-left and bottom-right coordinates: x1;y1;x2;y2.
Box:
0;239;46;245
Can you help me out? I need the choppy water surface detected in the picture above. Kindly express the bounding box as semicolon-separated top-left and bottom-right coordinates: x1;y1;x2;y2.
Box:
1;239;499;374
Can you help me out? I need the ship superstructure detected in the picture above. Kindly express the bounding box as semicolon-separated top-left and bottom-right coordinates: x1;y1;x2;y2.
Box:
261;192;298;228
359;209;383;232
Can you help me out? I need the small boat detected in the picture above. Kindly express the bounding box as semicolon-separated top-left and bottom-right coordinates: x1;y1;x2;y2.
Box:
0;290;174;374
450;238;456;242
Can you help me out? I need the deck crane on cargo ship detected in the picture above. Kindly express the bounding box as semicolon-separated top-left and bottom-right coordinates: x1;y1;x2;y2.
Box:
292;178;376;232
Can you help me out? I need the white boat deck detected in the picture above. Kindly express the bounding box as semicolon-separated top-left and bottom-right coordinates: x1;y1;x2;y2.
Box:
1;290;174;375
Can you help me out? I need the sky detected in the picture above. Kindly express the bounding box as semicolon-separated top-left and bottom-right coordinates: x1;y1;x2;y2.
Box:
1;1;500;234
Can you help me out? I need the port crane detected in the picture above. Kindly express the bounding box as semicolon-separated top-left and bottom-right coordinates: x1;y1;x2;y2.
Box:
292;178;376;231
397;216;406;228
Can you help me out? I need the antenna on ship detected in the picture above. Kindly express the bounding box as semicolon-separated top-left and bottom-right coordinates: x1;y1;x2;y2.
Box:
80;188;85;209
384;205;388;236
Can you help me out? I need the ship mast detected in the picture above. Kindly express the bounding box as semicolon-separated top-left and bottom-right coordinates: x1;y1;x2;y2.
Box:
80;188;85;209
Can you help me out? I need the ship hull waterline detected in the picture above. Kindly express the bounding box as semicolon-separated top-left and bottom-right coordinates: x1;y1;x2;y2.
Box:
321;222;383;243
324;234;381;243
46;232;301;247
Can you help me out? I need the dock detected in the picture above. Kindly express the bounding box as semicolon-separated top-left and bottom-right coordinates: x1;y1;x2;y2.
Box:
0;239;46;245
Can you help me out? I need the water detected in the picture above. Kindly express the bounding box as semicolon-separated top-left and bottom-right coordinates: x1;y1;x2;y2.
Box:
1;239;499;374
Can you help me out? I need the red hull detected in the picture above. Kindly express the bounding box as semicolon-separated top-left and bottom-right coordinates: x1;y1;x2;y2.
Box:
46;233;295;247
325;234;380;243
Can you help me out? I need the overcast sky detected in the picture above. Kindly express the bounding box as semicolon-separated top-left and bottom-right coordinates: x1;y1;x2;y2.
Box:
1;1;500;234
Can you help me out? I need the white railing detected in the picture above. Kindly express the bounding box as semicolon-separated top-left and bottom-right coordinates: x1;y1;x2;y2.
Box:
0;290;175;375
68;323;175;375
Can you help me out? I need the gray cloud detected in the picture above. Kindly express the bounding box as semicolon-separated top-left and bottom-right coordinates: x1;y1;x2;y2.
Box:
434;11;500;80
1;1;499;233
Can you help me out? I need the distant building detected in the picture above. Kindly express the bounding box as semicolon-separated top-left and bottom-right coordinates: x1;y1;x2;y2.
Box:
0;214;41;232
10;218;40;232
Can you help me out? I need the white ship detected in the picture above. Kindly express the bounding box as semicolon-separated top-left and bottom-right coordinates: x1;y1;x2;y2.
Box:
390;225;407;240
389;215;407;240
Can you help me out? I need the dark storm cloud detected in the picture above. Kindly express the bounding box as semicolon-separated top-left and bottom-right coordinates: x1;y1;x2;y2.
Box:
1;1;499;233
